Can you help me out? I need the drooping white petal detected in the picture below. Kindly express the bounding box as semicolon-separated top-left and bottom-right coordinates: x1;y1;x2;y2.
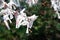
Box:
27;14;38;28
3;14;12;30
4;20;10;30
20;8;27;17
26;27;29;33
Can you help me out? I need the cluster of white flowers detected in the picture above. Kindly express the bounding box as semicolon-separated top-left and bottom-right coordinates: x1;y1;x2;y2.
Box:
51;0;60;19
0;0;38;34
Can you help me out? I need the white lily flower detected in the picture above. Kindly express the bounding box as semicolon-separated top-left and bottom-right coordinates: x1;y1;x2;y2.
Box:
27;14;38;28
8;0;17;10
16;14;38;34
0;7;13;30
0;0;8;9
20;8;26;16
16;14;26;28
1;8;14;19
3;13;12;30
20;8;27;19
50;0;60;19
16;8;27;28
7;8;14;19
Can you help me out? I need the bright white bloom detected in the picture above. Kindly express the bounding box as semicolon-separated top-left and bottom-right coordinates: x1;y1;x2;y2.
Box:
3;14;12;30
16;8;27;28
0;0;38;33
50;0;60;19
24;14;38;33
0;8;13;30
26;0;32;7
20;8;27;17
27;14;38;28
0;0;8;9
32;0;38;4
26;0;38;7
7;0;17;10
6;8;14;19
0;8;14;19
16;14;38;34
16;14;26;28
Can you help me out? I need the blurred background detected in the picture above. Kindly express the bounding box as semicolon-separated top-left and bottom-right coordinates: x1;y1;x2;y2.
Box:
0;0;60;40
